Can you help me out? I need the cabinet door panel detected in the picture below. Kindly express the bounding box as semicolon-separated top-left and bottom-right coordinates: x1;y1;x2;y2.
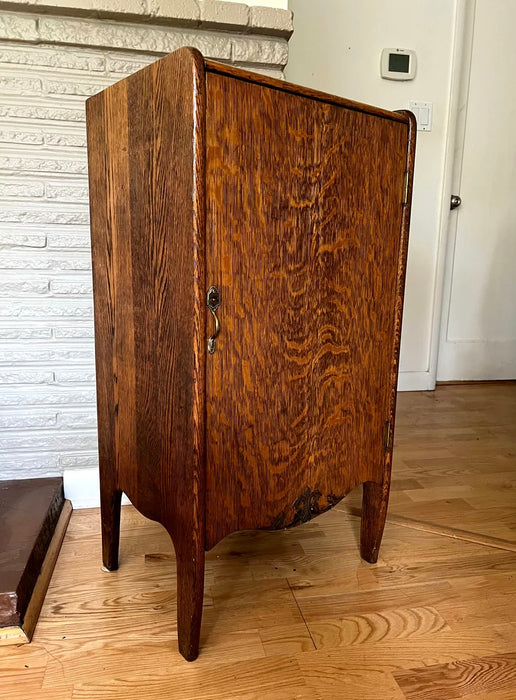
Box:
205;72;408;547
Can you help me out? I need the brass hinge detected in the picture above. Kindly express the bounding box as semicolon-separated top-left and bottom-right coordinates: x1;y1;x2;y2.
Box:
384;419;392;452
402;171;409;206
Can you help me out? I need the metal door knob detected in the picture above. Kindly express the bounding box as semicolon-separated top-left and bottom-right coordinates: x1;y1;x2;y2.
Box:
450;194;462;210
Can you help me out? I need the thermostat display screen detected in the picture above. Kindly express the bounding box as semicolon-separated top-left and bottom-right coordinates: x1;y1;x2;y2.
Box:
389;53;410;73
381;48;417;80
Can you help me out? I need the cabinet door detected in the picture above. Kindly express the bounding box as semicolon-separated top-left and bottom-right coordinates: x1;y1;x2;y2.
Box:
205;71;409;547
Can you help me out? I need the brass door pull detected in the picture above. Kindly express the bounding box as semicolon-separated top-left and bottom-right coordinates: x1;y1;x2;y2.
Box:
207;286;221;354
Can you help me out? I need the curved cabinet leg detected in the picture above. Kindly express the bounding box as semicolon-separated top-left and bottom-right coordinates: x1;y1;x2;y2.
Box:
360;480;390;564
100;486;122;571
174;537;206;662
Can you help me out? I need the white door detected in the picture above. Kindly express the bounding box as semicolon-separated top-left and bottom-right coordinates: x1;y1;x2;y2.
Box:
438;0;516;380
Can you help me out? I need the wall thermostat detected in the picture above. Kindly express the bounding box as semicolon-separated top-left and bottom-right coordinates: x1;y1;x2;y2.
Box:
381;48;417;81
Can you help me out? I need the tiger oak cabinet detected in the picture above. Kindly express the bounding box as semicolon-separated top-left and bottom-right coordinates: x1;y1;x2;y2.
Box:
86;47;416;661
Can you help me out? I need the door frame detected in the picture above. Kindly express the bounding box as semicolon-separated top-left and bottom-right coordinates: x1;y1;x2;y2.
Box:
433;0;477;383
418;0;476;389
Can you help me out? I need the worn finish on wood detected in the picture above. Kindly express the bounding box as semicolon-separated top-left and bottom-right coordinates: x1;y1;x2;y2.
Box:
0;478;67;631
1;384;516;697
0;500;73;647
18;500;72;644
86;46;415;660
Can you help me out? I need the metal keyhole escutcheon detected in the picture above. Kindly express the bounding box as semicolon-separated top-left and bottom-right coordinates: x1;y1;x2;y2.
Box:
207;286;221;354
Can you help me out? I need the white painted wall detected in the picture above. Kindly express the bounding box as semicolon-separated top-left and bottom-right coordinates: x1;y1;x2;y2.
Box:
286;0;458;390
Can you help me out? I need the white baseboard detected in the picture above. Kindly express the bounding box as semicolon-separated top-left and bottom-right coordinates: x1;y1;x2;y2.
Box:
397;370;435;392
63;467;131;509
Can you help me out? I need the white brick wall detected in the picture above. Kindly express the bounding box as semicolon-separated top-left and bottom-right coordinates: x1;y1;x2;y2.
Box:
0;3;292;484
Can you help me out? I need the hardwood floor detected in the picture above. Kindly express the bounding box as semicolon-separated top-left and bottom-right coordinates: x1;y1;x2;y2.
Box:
1;384;515;699
365;382;516;542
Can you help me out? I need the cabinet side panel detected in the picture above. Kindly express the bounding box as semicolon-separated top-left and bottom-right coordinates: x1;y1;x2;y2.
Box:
205;73;409;546
87;85;133;517
383;110;417;498
87;48;206;543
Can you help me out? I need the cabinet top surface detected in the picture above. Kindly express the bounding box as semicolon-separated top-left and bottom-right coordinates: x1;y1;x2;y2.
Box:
204;56;408;124
87;46;410;127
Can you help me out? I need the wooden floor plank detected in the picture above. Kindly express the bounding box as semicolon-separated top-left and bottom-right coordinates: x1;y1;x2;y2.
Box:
308;606;450;649
69;656;307;700
393;652;516;699
296;653;406;700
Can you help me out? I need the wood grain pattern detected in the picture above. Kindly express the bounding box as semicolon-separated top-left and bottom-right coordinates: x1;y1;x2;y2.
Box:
204;58;409;125
309;605;450;648
393;652;516;699
205;70;413;546
86;47;207;660
87;46;415;659
361;108;416;564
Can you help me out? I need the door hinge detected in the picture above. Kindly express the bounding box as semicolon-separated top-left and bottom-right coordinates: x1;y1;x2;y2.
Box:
384;419;392;452
402;171;409;206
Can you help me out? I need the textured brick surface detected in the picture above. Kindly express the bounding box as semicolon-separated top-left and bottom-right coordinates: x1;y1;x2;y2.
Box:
53;326;94;338
0;2;293;38
0;181;45;198
0;327;53;339
35;0;147;15
38;16;235;58
0;279;50;295
231;36;288;66
47;234;91;248
0;412;58;429
148;0;200;24
0;254;92;270
0;348;95;363
0;156;88;174
0;8;290;482
0;454;60;480
0;45;105;71
0;13;38;42
249;6;293;37
0;232;47;247
198;0;248;29
59;452;98;467
0;370;55;384
0;301;93;317
0;388;97;407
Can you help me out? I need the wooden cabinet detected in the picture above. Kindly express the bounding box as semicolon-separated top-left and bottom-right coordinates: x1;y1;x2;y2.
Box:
86;47;415;661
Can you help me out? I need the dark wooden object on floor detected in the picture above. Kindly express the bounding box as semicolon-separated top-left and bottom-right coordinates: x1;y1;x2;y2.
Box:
86;47;416;661
0;477;72;644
